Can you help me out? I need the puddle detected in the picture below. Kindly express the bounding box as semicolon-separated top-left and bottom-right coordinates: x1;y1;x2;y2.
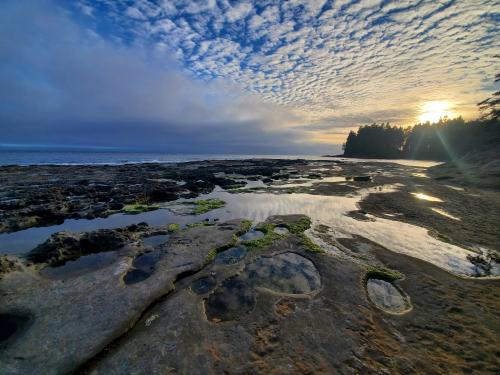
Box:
191;276;217;295
411;192;443;202
40;251;120;280
445;185;465;191
238;179;267;189
204;253;320;322
273;226;289;235
142;234;169;248
272;176;346;188
205;276;255;322
0;205;222;255
243;252;321;294
0;185;486;277
123;269;151;284
123;251;161;284
214;246;247;265
431;208;461;221
412;173;428;178
238;229;265;241
366;278;411;314
0;313;30;343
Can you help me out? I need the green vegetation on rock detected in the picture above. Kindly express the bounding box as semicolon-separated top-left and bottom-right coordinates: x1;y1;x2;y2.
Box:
241;223;283;250
284;216;312;235
186;222;214;229
204;234;239;264
167;223;180;232
237;219;253;235
298;233;325;253
185;199;226;214
284;216;325;253
122;203;160;215
366;266;404;282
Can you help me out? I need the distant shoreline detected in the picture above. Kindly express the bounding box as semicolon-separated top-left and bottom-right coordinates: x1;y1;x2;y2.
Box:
324;154;440;163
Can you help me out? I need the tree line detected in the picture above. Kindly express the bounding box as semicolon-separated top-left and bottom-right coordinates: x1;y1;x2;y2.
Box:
342;117;499;160
342;77;500;160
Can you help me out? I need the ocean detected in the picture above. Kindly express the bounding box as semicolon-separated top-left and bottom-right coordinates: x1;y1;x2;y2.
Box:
0;150;440;168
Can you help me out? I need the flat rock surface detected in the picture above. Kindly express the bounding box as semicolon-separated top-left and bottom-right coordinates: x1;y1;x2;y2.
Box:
76;222;500;374
0;221;243;374
1;158;500;374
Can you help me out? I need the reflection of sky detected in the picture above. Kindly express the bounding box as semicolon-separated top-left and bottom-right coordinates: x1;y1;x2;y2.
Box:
1;185;485;277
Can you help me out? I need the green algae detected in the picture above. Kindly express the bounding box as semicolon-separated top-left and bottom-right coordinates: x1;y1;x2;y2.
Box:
190;199;226;214
122;203;160;215
365;266;404;282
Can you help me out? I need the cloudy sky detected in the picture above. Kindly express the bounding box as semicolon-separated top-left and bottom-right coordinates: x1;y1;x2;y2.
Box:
0;0;498;154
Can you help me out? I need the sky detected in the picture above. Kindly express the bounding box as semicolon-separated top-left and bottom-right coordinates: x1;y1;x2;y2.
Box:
0;0;498;154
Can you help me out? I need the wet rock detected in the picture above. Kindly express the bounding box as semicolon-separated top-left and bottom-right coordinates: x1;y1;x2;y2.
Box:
0;313;30;344
0;256;20;278
26;225;144;267
147;189;178;203
109;202;124;210
345;209;375;222
353;175;373;182
205;276;256;322
0;220;243;374
141;234;169;248
214;246;247;265
190;276;216;295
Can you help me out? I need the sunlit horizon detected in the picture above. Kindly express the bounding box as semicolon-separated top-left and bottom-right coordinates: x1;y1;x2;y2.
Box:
418;101;458;124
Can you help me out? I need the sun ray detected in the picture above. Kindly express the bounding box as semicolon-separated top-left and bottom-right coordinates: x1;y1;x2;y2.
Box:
418;101;456;123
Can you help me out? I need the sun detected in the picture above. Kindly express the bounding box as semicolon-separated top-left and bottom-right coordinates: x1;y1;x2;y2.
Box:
418;101;456;123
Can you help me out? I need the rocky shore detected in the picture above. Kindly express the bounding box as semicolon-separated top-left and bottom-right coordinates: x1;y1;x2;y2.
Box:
1;158;499;374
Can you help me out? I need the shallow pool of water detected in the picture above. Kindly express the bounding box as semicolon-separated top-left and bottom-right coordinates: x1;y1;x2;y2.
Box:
214;246;247;265
123;251;162;285
238;229;265;241
273;226;290;235
0;184;485;277
243;252;321;294
272;176;346;188
142;234;169;248
366;278;411;314
40;251;120;280
431;208;460;221
411;192;443;202
191;276;217;295
205;276;255;322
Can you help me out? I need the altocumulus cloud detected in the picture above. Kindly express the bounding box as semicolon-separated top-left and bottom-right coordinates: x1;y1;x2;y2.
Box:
1;0;498;153
0;0;326;154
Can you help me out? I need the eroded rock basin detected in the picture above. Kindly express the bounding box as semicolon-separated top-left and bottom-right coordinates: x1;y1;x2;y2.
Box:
214;246;247;265
205;252;321;322
243;252;321;294
40;251;120;280
366;278;411;314
0;214;499;375
0;314;30;343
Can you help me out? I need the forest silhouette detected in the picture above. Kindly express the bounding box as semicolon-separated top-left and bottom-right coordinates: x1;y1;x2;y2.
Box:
343;76;500;161
342;117;499;160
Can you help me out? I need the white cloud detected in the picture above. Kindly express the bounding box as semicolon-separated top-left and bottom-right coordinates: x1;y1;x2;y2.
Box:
226;2;253;22
125;6;146;20
9;0;500;149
